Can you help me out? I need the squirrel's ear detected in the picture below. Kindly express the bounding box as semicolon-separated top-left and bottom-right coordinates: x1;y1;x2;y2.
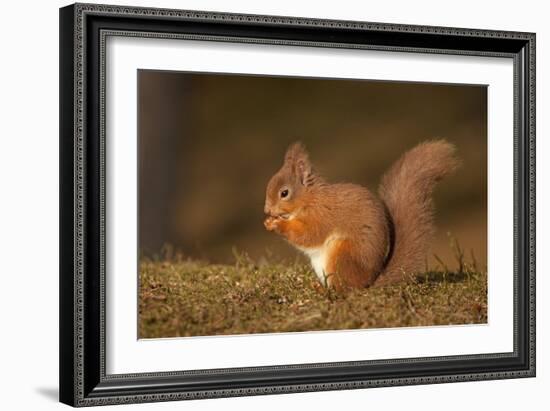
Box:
284;142;314;186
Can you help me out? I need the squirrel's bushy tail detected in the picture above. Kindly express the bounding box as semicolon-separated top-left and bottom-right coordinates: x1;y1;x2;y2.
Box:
374;140;460;287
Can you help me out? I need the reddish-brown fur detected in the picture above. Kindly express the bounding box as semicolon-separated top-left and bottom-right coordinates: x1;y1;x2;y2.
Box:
375;140;461;286
264;140;459;289
325;239;375;291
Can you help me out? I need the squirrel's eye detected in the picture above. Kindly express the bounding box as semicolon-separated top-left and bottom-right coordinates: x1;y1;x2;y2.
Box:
280;189;289;198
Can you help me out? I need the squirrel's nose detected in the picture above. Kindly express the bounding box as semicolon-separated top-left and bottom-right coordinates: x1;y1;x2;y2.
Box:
264;204;272;216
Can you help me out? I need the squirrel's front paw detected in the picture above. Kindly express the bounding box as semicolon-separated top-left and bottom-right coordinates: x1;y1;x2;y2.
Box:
264;216;279;231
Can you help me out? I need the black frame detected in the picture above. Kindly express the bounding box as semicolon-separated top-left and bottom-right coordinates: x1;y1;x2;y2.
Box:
60;3;536;407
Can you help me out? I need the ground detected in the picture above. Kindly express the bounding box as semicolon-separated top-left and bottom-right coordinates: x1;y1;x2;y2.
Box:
139;251;487;338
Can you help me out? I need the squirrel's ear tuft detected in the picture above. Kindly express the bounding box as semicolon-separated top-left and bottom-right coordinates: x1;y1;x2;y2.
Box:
284;141;314;186
284;141;308;163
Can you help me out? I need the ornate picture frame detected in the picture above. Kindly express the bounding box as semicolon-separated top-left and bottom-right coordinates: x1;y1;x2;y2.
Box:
59;3;535;407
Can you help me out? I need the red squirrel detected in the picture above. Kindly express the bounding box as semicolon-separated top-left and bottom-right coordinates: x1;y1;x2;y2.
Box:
264;140;460;291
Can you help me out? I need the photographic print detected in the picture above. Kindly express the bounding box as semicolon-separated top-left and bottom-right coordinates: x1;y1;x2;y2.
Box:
60;4;535;405
138;71;488;339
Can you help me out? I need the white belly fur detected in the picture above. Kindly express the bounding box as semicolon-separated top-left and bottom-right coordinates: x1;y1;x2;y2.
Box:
297;234;340;286
302;247;327;285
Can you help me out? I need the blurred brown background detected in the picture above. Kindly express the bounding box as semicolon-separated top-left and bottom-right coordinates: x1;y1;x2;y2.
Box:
138;70;487;271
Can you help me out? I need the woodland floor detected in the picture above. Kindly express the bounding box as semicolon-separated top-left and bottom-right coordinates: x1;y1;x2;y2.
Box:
139;251;487;339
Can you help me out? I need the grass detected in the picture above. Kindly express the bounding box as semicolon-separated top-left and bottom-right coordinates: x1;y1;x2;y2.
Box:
139;249;487;339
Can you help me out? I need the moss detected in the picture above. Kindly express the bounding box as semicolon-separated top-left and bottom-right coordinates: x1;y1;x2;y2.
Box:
138;254;487;338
